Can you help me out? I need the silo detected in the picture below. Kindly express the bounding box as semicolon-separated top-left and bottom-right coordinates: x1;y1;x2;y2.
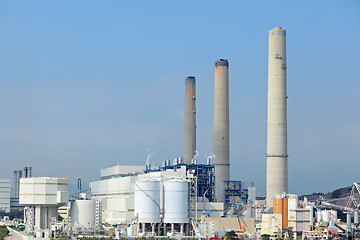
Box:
287;195;298;219
354;211;359;227
266;27;288;207
329;210;337;224
70;199;96;227
163;179;189;223
134;179;161;223
316;210;322;223
305;205;314;228
183;76;196;164
347;213;352;231
213;59;230;202
321;210;330;223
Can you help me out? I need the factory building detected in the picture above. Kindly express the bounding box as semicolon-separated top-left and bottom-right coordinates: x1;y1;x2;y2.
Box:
99;164;143;180
260;214;283;236
200;216;256;235
266;27;288;207
183;76;196;164
0;179;10;212
19;177;69;234
13;166;32;198
89;162;223;225
213;59;230;202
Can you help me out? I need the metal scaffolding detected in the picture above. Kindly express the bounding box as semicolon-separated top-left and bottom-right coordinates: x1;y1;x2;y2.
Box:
160;163;215;202
224;181;249;206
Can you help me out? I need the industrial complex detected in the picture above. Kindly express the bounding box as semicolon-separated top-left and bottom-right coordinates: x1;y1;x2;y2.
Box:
1;27;359;240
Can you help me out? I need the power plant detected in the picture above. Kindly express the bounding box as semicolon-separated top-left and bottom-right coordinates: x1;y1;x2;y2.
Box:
266;27;288;208
2;27;357;240
213;59;230;202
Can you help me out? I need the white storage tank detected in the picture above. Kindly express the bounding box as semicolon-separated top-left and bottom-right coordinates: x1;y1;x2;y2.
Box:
35;231;43;238
321;210;330;223
317;210;322;222
134;179;161;223
288;196;299;209
44;230;51;238
354;211;359;227
305;205;314;227
329;210;337;224
163;179;189;223
287;195;298;218
70;199;96;227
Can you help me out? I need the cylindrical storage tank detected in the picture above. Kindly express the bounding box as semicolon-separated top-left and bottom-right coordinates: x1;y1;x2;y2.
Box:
127;225;134;236
44;231;51;238
347;213;352;231
305;205;313;227
287;196;298;217
354;211;359;227
317;210;322;222
329;210;337;224
322;210;330;223
70;199;96;227
288;197;298;209
134;179;161;223
163;179;189;223
36;231;43;238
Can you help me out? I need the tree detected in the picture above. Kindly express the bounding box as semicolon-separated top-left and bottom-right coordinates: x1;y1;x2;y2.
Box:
261;234;270;240
225;230;237;240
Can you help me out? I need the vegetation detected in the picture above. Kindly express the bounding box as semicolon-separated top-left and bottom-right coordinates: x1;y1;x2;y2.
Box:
261;234;270;240
331;189;342;199
0;225;10;240
68;237;198;240
16;225;25;232
225;230;237;239
0;209;24;220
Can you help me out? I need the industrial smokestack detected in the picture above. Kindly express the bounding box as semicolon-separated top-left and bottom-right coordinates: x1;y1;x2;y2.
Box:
266;27;288;207
13;170;18;198
28;166;32;177
183;76;196;164
17;170;22;198
213;59;230;202
22;166;28;178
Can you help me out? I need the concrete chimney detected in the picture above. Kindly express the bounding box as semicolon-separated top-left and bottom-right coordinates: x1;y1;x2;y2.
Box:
213;59;230;202
23;166;28;178
183;76;196;164
13;170;18;198
266;27;288;207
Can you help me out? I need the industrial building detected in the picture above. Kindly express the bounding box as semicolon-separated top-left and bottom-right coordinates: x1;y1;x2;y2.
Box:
89;161;226;226
0;179;10;213
19;177;69;234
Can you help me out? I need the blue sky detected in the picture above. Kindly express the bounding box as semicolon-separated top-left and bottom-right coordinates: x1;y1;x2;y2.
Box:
0;1;359;196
